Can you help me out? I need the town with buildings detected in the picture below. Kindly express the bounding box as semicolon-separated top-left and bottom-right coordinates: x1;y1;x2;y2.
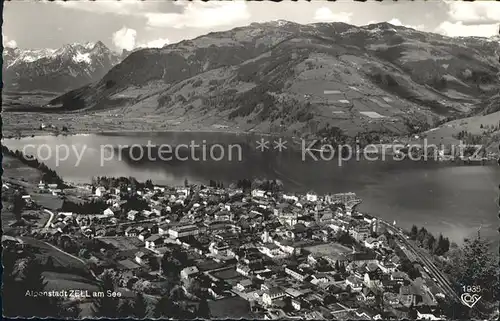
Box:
3;175;452;319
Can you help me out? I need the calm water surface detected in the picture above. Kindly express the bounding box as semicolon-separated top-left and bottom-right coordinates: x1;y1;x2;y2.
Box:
3;132;499;243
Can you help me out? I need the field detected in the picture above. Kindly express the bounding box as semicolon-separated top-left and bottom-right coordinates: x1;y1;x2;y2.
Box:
207;296;251;319
20;237;90;273
303;242;352;260
42;272;99;292
30;193;64;210
210;267;241;280
417;110;500;151
97;236;144;251
2;154;43;185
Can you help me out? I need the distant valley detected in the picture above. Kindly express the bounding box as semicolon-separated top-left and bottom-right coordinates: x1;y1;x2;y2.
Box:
3;21;500;148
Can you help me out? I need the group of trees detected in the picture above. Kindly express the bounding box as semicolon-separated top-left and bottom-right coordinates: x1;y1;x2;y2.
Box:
445;235;498;305
409;225;450;256
90;272;151;318
91;262;210;318
2;146;65;187
453;130;486;145
3;250;80;318
90;176;154;191
121;194;150;212
60;198;108;214
208;180;225;188
398;257;422;280
236;179;253;191
333;230;357;247
254;179;284;193
160;247;190;282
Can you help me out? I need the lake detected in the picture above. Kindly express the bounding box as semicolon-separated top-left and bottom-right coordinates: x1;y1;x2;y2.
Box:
3;132;499;244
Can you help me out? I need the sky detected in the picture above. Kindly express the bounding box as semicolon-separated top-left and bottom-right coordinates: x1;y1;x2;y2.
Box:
2;0;500;51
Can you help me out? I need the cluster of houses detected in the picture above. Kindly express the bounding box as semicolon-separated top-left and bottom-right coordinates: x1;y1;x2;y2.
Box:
38;180;62;196
26;183;447;320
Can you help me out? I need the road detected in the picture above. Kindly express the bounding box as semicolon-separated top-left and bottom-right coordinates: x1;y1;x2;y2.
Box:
43;209;55;228
380;221;460;302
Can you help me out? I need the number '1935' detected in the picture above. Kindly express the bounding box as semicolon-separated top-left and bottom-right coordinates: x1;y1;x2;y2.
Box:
462;285;481;293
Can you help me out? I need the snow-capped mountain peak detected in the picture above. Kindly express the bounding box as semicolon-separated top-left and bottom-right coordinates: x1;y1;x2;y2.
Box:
3;41;122;92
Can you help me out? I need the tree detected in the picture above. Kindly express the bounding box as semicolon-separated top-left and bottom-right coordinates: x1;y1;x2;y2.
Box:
148;256;159;271
409;225;418;240
334;260;341;271
434;234;450;256
446;235;498;304
197;298;211;318
12;190;25;221
187;278;203;297
118;299;135;318
408;304;418;319
91;272;120;317
399;258;421;280
153;295;180;318
18;259;62;317
46;256;55;270
131;293;149;318
2;251;26;317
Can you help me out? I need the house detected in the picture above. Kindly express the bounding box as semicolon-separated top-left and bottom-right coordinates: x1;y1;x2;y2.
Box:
180;266;199;279
417;307;442;320
138;230;151;242
236;279;254;292
145;235;164;250
236;264;251;277
208;284;227;300
360;287;376;301
262;287;285;306
127;210;138;221
251;189;266;198
168;224;199;239
391;271;407;283
345;276;363;292
125;227;138;237
142;210;155;218
285;267;309;282
95;186;107;197
158;224;170;235
305;311;325;320
399;285;419;307
306;191;318;202
291;299;302;311
209;242;234;257
364;237;381;249
311;273;329;284
378;260;398;273
383;292;400;305
135;251;147;265
349;226;370;242
259;244;287;259
282;194;299;203
21;194;31;201
103;208;114;217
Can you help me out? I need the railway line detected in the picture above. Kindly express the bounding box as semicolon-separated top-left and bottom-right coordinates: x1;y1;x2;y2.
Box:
380;221;460;303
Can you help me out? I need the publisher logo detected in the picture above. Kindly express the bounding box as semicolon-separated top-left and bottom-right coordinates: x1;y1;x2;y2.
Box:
460;293;481;308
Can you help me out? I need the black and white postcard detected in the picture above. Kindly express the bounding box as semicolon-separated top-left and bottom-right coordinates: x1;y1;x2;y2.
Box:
2;0;499;319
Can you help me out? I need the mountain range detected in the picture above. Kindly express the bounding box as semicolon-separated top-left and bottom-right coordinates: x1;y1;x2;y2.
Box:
16;21;500;139
3;41;123;92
